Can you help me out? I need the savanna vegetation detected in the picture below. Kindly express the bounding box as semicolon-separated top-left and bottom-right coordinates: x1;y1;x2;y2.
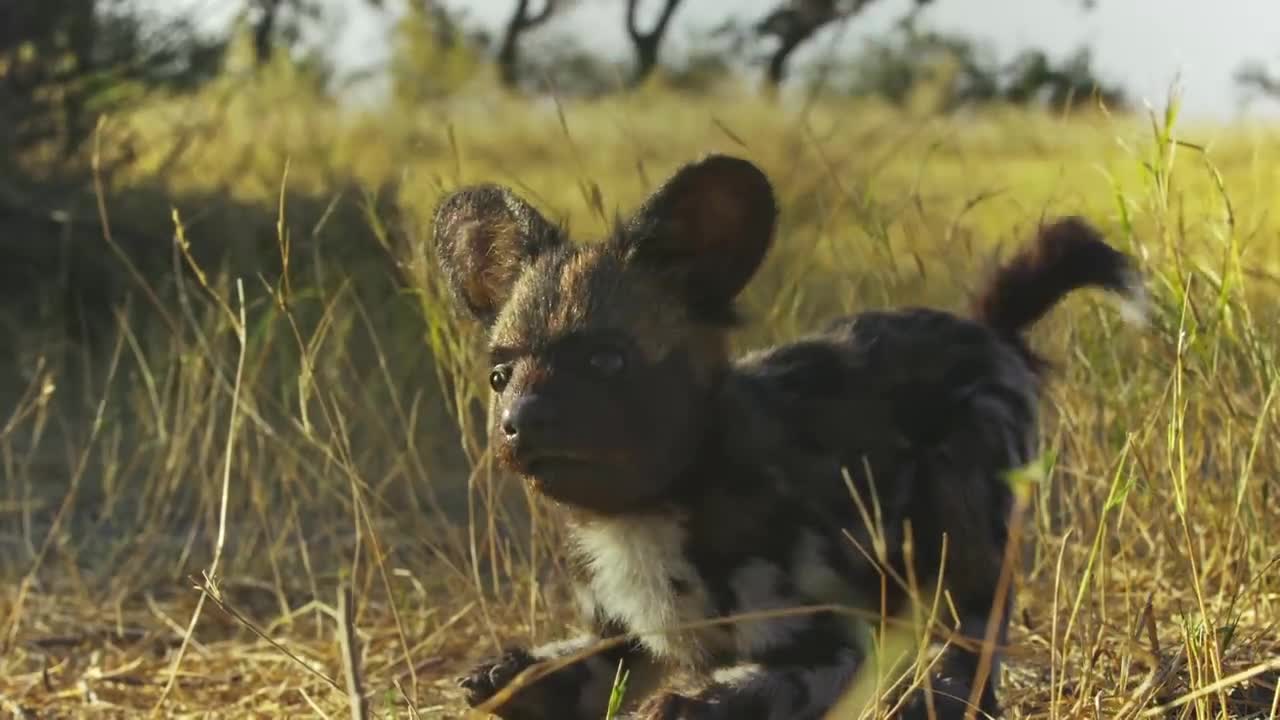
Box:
1;1;1278;718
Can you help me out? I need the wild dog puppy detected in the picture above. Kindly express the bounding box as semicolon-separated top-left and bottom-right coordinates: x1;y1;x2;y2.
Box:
438;155;1144;719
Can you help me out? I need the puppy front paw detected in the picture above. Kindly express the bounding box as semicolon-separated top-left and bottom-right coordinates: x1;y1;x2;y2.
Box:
633;691;714;720
456;647;538;710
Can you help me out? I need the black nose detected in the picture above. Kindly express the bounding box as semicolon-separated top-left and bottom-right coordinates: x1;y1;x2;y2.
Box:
501;396;554;441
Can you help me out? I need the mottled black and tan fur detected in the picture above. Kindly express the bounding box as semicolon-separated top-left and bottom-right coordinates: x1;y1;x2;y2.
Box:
435;156;1145;719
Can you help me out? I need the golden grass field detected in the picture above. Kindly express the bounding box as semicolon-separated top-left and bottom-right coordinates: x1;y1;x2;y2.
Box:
1;67;1278;718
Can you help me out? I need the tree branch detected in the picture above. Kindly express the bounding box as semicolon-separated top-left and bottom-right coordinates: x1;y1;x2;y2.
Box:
755;0;925;88
626;0;680;43
497;0;559;89
252;0;284;67
1237;62;1280;99
625;0;644;42
525;0;556;29
625;0;684;85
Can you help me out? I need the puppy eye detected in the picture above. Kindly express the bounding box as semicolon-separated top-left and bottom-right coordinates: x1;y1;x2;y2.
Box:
587;348;626;377
489;364;513;392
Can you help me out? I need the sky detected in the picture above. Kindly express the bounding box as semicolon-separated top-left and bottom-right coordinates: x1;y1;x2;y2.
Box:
139;0;1280;122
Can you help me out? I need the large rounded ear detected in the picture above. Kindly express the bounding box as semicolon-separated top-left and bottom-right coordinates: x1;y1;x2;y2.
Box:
432;184;564;324
620;154;777;322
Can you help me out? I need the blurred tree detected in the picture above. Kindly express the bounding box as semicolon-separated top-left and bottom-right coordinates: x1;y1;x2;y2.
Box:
250;0;284;66
625;0;684;86
498;0;559;89
814;12;1126;114
1002;46;1127;111
1236;60;1280;100
521;29;626;97
660;22;747;94
754;0;933;89
389;1;487;103
245;0;386;68
755;0;839;89
752;0;1110;94
1;0;228;157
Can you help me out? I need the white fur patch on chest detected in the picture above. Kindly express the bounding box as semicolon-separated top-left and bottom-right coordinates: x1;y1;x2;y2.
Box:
570;513;715;664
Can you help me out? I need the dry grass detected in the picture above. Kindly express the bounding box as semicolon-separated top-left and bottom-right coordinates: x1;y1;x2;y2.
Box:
1;68;1278;718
